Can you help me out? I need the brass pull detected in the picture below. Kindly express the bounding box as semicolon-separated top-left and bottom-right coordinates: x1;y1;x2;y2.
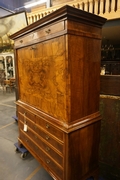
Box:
45;29;51;34
46;147;50;152
30;45;36;50
46;159;50;164
45;135;49;140
20;40;23;43
46;124;49;129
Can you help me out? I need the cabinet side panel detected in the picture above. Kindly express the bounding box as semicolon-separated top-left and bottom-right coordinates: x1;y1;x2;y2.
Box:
69;35;101;121
67;121;101;180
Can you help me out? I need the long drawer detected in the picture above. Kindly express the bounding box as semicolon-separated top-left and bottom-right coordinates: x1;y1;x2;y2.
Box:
20;129;64;180
15;21;65;47
19;112;39;133
18;106;38;124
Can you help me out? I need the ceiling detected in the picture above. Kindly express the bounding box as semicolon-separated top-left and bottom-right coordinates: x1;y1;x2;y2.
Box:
0;0;29;12
0;7;13;17
102;18;120;46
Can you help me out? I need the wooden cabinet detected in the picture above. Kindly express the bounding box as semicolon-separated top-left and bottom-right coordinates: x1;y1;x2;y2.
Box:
10;5;106;180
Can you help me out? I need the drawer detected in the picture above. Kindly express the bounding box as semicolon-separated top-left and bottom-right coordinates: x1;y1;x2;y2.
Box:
19;129;40;158
15;21;65;47
18;113;39;133
20;130;64;180
39;128;64;154
37;145;64;180
18;106;37;123
19;121;63;166
37;21;65;38
37;115;64;142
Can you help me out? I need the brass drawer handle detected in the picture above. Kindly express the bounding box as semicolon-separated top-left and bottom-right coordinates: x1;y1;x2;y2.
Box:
45;135;49;140
46;124;49;129
20;40;23;43
46;147;50;152
45;29;51;34
30;45;36;50
46;159;50;164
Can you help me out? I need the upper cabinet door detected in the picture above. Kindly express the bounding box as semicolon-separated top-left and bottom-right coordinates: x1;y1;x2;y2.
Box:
17;35;69;122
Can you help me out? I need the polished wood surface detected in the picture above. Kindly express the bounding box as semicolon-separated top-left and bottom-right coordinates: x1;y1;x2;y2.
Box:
11;5;106;180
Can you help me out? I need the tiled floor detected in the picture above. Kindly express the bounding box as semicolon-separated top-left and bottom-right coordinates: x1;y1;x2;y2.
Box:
0;89;105;180
0;90;53;180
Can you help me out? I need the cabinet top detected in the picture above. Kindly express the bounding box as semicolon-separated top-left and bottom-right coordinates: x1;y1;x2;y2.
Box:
10;5;106;40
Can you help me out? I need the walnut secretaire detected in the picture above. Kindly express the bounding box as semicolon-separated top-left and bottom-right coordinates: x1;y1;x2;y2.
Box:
10;5;106;180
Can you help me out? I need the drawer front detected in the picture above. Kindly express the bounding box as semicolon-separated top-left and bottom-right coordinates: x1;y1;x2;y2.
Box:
20;130;64;180
39;128;64;154
37;145;64;180
18;112;39;133
37;116;64;142
37;21;65;39
15;21;65;47
19;121;63;166
18;106;37;123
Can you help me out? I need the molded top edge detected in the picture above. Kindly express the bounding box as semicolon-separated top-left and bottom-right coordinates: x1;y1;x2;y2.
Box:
10;5;107;40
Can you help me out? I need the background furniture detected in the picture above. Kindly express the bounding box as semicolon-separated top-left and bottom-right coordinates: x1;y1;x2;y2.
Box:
0;53;15;80
101;60;120;75
3;78;15;92
10;5;106;180
99;75;120;180
0;69;5;89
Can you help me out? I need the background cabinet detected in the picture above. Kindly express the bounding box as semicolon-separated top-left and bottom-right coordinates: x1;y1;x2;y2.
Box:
0;52;15;79
0;52;15;89
11;5;106;180
99;74;120;179
101;60;120;75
